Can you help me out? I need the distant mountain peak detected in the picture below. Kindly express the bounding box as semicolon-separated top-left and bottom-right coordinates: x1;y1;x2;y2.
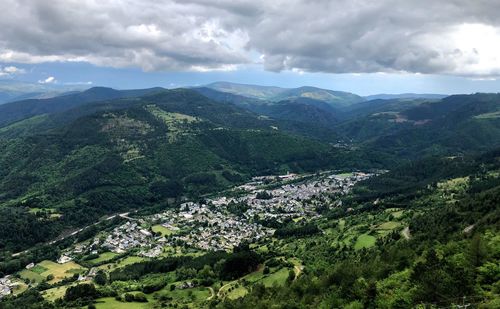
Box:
364;93;448;100
204;81;364;106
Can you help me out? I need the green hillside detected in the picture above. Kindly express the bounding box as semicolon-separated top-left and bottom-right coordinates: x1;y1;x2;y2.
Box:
0;89;345;255
218;150;500;308
0;87;165;128
333;93;500;159
0;87;498;309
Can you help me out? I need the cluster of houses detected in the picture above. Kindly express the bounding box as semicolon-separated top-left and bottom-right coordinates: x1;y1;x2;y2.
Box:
149;171;372;251
57;221;161;262
156;203;273;251
212;172;372;222
139;245;164;258
57;171;373;258
78;268;98;282
0;276;20;299
102;221;153;253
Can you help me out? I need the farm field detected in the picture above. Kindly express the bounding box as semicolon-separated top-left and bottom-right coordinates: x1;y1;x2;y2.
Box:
154;286;211;307
226;286;247;300
10;279;28;295
474;110;500;119
87;252;119;265
38;260;86;284
19;269;45;284
94;297;151;309
42;281;91;302
354;233;376;250
19;261;85;285
98;256;147;272
261;268;290;287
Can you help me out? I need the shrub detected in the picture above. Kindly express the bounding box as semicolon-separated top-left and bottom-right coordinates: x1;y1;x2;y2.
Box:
134;292;148;302
124;293;135;302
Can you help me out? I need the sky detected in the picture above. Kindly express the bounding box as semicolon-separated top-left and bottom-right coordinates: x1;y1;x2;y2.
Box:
1;0;500;95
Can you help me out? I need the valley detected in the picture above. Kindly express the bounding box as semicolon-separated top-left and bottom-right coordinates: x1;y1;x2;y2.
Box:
0;170;403;308
2;2;500;308
0;84;498;308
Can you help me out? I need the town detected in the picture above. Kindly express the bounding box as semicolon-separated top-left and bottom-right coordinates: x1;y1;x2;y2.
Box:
53;171;373;261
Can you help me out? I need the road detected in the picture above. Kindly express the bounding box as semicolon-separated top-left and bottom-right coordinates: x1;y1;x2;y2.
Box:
12;212;133;257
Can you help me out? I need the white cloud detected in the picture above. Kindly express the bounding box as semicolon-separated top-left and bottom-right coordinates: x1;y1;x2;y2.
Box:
0;1;500;76
38;76;56;84
0;65;25;77
63;81;93;85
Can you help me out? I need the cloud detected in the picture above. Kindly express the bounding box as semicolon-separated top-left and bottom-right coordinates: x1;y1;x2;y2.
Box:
0;65;26;77
63;81;93;85
0;1;500;76
38;76;56;84
245;0;500;77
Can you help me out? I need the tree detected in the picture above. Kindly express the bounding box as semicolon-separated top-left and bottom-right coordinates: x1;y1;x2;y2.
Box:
467;233;486;268
411;249;471;303
64;283;98;301
263;267;270;275
256;191;273;200
94;270;107;285
124;293;135;302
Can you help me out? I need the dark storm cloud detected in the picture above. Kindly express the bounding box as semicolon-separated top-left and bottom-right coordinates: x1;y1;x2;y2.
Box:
1;0;499;75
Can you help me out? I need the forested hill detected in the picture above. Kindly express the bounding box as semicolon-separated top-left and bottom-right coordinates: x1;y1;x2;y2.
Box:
194;87;342;132
0;86;165;127
0;88;354;255
199;87;500;161
321;92;500;160
0;86;498;308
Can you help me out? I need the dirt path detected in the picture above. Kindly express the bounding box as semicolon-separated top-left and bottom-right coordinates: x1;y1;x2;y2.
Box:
294;265;304;278
217;282;233;299
402;226;411;240
206;287;215;300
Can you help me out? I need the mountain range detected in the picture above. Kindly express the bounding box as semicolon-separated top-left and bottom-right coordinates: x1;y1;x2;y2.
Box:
0;83;498;220
0;80;90;105
0;81;499;308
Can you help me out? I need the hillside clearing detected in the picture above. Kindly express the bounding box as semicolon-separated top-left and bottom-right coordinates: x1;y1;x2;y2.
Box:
354;234;376;250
